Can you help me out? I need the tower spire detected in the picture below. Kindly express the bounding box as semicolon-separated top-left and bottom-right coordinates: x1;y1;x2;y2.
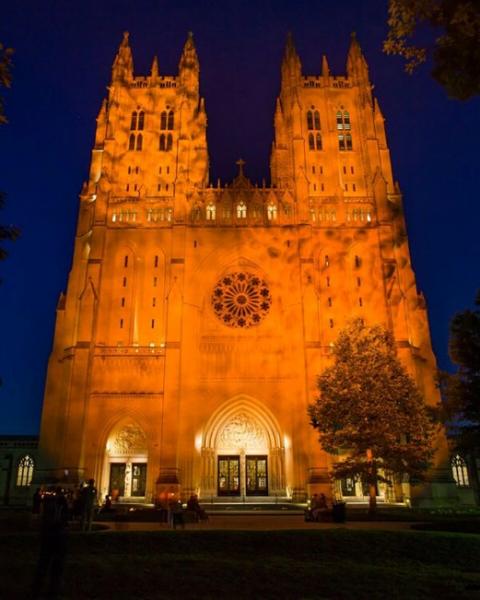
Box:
346;32;369;84
281;32;302;85
111;31;134;84
321;54;330;78
150;55;159;79
178;31;199;98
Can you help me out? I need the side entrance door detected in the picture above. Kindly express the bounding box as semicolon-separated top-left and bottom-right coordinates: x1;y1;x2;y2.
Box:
217;456;240;496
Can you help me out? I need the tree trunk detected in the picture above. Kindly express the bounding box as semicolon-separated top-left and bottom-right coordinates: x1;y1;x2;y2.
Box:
366;448;377;517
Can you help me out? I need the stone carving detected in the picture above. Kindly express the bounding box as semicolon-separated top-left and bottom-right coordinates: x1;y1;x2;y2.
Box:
110;424;147;455
218;412;268;452
212;272;272;328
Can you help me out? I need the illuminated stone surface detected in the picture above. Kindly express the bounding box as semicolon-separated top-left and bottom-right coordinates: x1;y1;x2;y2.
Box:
38;32;456;506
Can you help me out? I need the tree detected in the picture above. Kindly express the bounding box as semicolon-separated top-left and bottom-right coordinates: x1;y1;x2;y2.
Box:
0;41;18;262
441;290;480;452
308;320;435;514
383;0;480;100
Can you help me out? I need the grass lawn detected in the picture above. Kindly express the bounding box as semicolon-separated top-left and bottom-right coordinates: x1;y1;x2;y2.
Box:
1;528;479;599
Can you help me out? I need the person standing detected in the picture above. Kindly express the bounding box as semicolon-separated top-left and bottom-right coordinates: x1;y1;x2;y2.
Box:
32;487;69;599
80;479;98;532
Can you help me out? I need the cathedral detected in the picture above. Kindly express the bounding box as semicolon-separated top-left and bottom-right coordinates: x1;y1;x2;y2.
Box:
38;32;456;506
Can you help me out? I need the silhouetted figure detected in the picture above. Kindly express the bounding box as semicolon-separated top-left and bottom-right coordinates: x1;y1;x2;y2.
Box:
32;486;69;599
168;499;185;529
186;494;208;522
305;493;329;522
99;494;113;514
80;478;98;531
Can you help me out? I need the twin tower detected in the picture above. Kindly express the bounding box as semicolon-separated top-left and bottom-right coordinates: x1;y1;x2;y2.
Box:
38;32;455;506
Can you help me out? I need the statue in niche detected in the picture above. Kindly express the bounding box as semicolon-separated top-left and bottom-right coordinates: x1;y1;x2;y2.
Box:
218;412;267;451
110;424;147;455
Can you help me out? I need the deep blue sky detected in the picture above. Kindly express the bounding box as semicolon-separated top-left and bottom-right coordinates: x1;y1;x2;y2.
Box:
1;1;479;434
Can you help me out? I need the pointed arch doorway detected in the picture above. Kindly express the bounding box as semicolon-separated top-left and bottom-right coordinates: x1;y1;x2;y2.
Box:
103;421;148;501
200;396;286;499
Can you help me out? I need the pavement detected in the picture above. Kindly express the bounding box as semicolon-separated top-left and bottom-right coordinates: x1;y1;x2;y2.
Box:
103;514;417;532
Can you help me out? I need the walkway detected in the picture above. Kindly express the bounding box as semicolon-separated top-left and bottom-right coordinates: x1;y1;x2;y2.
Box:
103;514;416;532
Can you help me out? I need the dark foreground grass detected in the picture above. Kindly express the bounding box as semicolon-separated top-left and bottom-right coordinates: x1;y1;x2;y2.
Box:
1;529;479;599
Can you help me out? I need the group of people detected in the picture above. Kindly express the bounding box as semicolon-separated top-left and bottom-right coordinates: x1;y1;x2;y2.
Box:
159;494;208;529
32;478;99;532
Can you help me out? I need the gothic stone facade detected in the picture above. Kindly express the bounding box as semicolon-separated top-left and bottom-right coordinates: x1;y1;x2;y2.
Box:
38;32;455;505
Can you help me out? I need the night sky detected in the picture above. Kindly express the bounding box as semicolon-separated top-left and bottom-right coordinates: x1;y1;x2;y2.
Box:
1;1;479;434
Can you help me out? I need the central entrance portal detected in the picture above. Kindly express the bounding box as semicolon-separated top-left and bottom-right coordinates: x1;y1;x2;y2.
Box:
201;396;286;499
217;455;268;496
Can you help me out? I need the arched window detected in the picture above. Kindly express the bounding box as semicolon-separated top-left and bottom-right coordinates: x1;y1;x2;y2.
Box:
338;133;352;151
451;455;470;487
16;455;34;487
159;134;166;151
160;111;167;130
128;134;135;151
337;110;352;150
130;111;138;131
136;134;143;151
206;203;216;220
307;111;313;130
308;109;321;151
138;111;145;130
267;202;277;220
166;134;173;151
236;202;247;219
167;110;174;130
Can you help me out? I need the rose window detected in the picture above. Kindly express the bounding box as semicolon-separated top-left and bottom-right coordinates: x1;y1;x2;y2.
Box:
212;272;272;328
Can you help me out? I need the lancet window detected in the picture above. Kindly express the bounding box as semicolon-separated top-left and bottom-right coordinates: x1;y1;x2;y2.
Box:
129;133;143;151
146;207;173;223
159;134;173;151
451;455;470;487
307;110;320;130
16;455;34;487
267;202;277;220
337;110;352;151
206;203;216;220
130;110;145;131
336;110;351;130
307;108;322;150
236;202;247;219
160;110;174;131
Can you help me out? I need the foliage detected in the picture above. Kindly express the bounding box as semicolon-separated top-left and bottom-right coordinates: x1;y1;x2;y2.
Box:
383;0;480;99
0;192;19;261
441;290;480;452
0;41;18;263
308;320;435;512
0;42;13;124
